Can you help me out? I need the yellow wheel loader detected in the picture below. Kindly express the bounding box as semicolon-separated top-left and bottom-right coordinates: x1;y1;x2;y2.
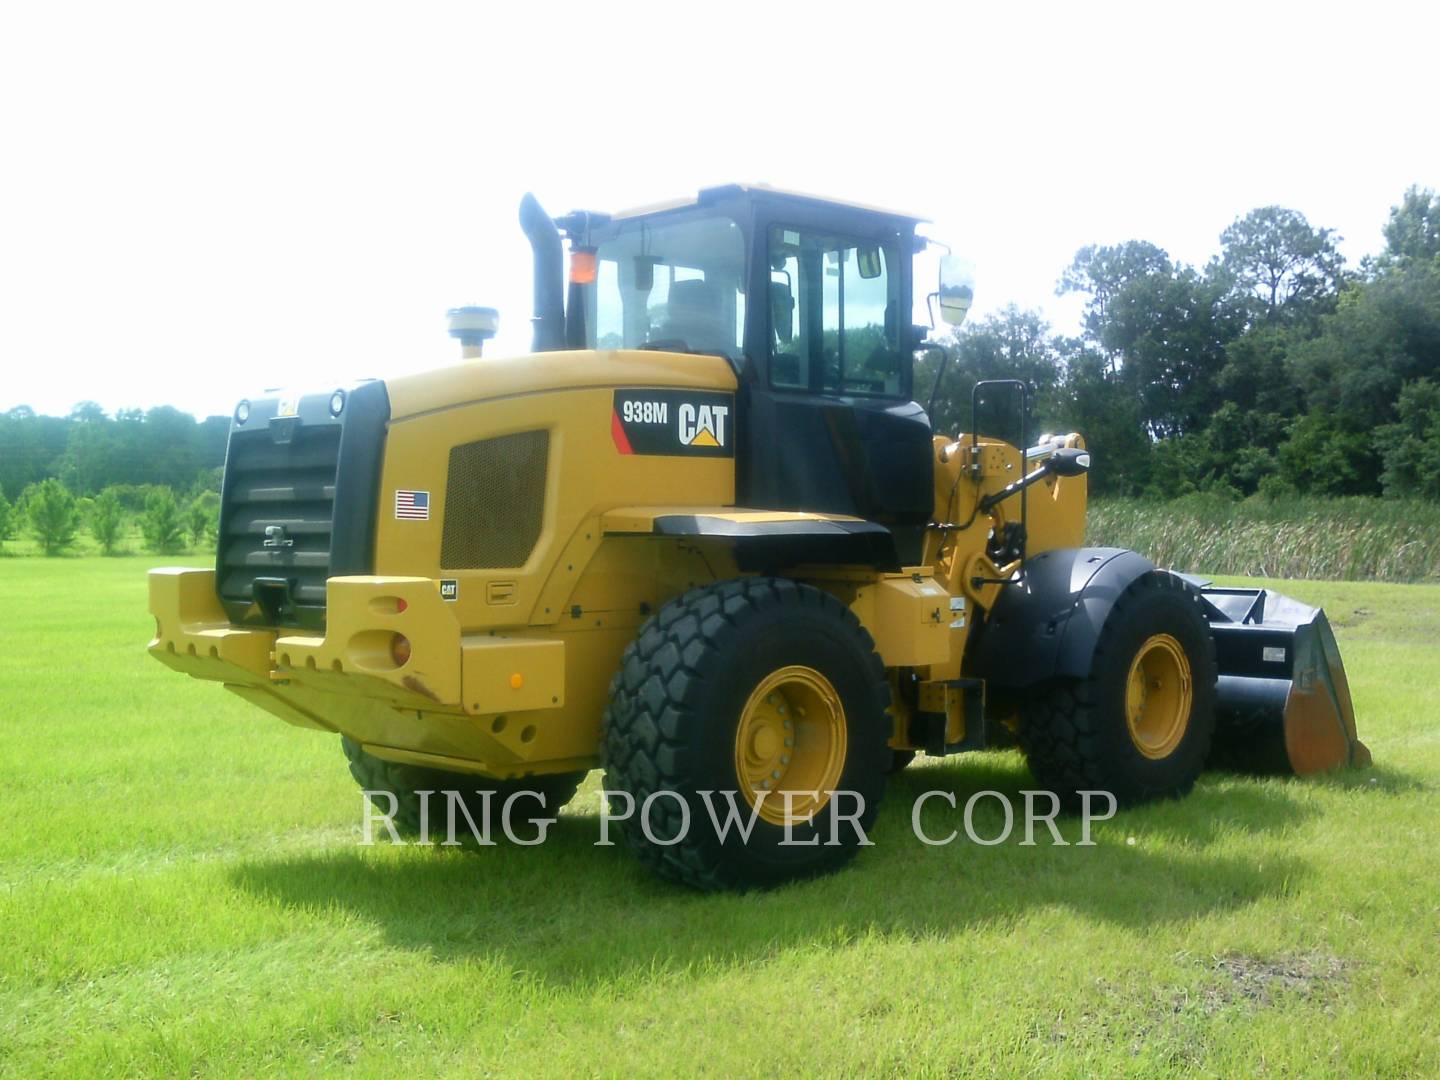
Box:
149;185;1369;890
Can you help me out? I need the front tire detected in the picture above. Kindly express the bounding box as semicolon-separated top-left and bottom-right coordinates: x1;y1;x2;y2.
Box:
1019;571;1217;807
602;578;892;891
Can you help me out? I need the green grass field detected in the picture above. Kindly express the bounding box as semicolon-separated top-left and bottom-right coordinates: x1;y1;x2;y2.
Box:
2;557;1437;1077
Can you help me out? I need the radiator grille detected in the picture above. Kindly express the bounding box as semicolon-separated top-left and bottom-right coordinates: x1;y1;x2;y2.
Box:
440;430;549;569
217;423;341;625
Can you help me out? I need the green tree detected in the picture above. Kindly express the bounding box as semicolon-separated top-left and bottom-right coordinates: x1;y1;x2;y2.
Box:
1216;324;1304;423
921;306;1065;436
1220;206;1345;322
1057;241;1172;369
1201;402;1283;495
1383;186;1440;265
0;490;11;551
1377;379;1440;498
140;488;186;554
1102;264;1240;438
1277;412;1379;496
1053;346;1153;496
24;477;80;556
1143;433;1213;499
186;491;220;546
1289;259;1440;439
89;488;126;555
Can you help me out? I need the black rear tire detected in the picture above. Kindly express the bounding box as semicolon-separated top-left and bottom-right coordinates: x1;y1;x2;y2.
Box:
602;577;892;891
342;736;587;836
1018;571;1217;807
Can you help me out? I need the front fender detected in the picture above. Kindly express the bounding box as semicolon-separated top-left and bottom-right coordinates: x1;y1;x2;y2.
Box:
969;547;1157;688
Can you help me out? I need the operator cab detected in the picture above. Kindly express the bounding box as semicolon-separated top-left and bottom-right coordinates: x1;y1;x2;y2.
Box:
523;185;973;563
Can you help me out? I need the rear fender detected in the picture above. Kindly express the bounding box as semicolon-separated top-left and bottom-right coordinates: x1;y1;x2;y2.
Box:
600;507;900;572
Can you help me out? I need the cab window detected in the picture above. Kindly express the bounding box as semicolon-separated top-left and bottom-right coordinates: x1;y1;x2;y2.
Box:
589;214;745;360
768;224;904;396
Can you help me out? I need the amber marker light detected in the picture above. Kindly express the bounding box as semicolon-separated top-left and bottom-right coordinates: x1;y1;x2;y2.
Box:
569;247;597;285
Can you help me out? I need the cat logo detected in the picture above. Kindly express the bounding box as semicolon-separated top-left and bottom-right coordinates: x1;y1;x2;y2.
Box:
678;402;729;448
611;388;734;457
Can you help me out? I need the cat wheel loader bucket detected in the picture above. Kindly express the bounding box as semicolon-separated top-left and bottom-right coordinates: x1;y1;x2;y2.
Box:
1199;585;1371;775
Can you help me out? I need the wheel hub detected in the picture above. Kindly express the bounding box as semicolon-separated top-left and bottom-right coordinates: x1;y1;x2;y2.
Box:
735;666;846;825
1125;633;1192;760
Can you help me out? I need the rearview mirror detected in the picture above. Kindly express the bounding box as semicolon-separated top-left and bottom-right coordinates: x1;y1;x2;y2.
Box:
633;255;660;293
856;245;883;280
938;255;975;326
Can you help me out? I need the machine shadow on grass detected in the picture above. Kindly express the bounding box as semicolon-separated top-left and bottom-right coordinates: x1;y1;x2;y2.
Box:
231;753;1325;988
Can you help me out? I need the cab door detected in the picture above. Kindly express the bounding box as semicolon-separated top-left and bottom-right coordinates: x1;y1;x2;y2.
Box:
738;206;934;561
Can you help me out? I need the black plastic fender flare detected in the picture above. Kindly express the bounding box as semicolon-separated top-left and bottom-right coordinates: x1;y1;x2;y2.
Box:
649;514;901;573
969;546;1159;688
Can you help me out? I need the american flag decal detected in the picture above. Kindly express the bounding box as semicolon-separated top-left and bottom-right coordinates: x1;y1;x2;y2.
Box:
394;489;430;520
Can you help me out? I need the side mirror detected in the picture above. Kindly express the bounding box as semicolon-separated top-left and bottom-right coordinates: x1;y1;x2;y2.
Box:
938;255;975;326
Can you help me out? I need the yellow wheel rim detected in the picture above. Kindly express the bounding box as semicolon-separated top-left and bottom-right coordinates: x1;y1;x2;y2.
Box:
734;665;847;826
1125;633;1193;759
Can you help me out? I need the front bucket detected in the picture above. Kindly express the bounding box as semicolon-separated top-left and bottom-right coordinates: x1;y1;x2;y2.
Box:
1197;586;1371;775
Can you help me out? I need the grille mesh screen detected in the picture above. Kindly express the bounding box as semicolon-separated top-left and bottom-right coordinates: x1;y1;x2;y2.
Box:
440;430;549;569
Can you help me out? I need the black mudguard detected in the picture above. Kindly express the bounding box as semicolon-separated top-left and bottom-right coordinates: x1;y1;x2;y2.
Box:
968;546;1159;689
650;514;900;572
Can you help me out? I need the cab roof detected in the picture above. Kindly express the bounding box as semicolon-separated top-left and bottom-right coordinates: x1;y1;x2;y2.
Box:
607;183;928;225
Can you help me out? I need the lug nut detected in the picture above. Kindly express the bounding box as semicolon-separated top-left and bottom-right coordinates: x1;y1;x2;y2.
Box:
772;769;782;779
780;755;790;765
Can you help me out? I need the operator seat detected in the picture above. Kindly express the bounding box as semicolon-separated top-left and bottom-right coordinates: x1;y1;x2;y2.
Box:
656;278;730;355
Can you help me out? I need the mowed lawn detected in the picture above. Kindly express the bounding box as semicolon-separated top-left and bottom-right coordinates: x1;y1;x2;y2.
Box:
1;557;1437;1077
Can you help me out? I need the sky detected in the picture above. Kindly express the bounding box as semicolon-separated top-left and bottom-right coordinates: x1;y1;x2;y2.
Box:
1;0;1436;419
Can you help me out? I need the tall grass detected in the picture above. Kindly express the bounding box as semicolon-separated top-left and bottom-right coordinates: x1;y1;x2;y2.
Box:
1087;494;1440;582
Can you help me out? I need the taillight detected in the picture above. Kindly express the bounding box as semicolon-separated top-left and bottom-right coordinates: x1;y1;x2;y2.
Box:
390;634;412;667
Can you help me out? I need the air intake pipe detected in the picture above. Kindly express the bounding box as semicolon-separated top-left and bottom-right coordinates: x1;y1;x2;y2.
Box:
519;193;565;352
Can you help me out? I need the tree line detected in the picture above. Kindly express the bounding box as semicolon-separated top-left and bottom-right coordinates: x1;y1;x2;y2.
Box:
0;404;227;556
0;477;220;557
920;185;1440;498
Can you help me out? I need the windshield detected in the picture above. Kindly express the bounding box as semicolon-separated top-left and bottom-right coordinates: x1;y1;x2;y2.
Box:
584;213;746;360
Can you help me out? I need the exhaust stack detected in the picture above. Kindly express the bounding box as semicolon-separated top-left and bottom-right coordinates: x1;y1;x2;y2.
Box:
519;193;566;352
